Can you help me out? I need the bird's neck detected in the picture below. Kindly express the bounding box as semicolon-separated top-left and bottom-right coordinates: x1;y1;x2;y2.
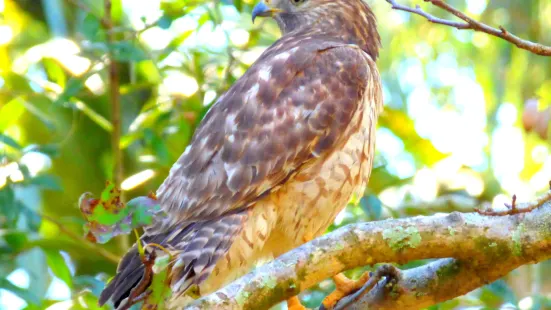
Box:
275;3;380;60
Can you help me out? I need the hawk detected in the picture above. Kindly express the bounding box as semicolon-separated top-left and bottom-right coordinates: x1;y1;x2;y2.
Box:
99;0;382;309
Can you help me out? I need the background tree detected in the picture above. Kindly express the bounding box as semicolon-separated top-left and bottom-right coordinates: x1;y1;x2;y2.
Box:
0;0;550;309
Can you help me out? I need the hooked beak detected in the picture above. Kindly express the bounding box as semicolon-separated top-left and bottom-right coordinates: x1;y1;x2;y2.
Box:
252;1;281;23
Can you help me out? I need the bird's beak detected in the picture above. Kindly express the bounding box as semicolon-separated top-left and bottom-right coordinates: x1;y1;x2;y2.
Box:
252;1;281;23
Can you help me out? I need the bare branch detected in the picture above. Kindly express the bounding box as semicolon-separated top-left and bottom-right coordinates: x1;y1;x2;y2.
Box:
102;0;129;251
386;0;551;56
187;190;551;309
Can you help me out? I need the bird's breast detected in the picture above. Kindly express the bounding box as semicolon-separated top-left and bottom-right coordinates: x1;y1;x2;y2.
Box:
269;94;378;248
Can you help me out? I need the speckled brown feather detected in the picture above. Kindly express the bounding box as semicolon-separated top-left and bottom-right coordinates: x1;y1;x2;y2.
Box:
99;213;247;308
156;39;370;225
100;0;382;308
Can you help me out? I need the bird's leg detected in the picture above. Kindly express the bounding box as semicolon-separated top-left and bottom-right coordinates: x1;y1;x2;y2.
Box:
287;296;307;310
321;272;371;309
328;265;403;310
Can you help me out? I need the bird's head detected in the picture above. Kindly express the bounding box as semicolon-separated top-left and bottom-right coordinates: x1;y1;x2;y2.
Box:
252;0;311;23
252;0;380;59
252;0;358;25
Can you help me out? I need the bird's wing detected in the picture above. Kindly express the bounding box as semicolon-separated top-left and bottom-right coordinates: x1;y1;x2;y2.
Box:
156;39;381;223
99;42;382;308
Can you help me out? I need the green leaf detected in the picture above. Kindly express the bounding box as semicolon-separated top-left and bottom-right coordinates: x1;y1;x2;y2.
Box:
2;72;32;92
360;195;382;220
28;175;62;191
81;14;102;41
480;280;517;305
144;128;171;165
80;187;162;244
159;30;193;61
42;58;67;88
198;11;211;26
2;230;29;253
0;186;20;228
44;249;73;288
0;133;22;150
21;207;42;232
146;255;172;308
120;132;141;150
20;98;57;132
369;164;412;194
71;290;109;310
0;278;40;305
23;144;60;157
153;255;170;272
54;78;84;106
110;0;123;23
72;101;113;132
135;229;145;258
233;0;243;12
110;42;148;62
0;98;25;131
157;15;173;29
73;276;106;297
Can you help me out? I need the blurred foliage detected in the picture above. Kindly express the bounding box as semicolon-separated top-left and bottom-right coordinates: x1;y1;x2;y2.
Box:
79;183;160;244
0;0;550;309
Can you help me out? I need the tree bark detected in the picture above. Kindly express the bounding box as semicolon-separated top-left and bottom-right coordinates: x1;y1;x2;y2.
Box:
186;190;551;309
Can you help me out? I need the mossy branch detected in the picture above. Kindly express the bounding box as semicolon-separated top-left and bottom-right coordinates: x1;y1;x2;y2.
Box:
187;190;551;309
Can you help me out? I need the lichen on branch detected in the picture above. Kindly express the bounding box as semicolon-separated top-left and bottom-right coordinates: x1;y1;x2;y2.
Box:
186;190;551;309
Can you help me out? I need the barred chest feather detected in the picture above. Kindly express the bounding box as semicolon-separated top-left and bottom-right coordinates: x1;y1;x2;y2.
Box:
168;52;381;309
270;65;379;247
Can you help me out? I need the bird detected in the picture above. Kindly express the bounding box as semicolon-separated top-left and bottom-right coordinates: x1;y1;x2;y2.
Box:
99;0;382;309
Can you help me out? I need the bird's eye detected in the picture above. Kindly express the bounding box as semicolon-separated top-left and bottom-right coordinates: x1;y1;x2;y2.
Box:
290;0;305;5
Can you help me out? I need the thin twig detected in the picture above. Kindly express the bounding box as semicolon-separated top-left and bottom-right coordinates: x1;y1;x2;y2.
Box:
386;0;551;56
40;212;120;263
119;251;156;310
103;0;128;251
476;189;551;216
104;0;123;186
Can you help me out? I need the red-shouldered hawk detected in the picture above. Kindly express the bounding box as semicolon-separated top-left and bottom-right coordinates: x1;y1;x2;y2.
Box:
99;0;382;309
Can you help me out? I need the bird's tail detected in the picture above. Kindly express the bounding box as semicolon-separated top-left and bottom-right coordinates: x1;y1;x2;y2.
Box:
98;211;248;309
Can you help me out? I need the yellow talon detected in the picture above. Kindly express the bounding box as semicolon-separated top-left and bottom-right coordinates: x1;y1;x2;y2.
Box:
321;272;370;309
303;233;314;243
287;296;307;310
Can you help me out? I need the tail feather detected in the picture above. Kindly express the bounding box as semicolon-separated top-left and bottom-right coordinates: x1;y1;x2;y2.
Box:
98;211;248;309
110;268;143;308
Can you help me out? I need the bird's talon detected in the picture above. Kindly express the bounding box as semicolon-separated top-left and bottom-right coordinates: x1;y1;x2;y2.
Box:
287;296;307;310
321;272;370;309
303;233;314;244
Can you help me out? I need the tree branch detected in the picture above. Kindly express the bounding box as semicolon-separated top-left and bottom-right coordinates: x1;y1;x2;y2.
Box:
187;190;551;309
102;0;129;251
103;0;123;196
334;256;533;310
386;0;551;56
